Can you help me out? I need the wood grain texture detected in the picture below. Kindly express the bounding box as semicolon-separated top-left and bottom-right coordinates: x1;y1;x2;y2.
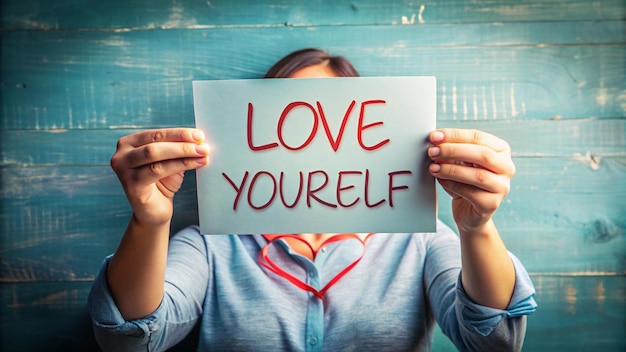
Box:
524;276;626;352
2;0;624;30
1;0;624;350
0;166;198;282
2;24;625;130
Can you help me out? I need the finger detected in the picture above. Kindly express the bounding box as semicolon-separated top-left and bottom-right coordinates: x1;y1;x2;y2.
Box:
157;172;186;196
131;156;209;187
120;128;205;149
428;143;515;175
430;129;510;153
123;142;210;169
430;162;510;194
438;179;503;217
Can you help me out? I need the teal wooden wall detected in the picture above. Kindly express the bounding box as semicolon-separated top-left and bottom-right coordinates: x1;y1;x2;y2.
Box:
1;1;624;351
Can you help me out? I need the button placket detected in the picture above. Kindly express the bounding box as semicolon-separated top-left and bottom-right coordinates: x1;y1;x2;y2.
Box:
304;291;324;352
306;263;320;288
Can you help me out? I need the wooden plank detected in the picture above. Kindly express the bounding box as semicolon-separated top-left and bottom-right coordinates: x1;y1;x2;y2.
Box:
0;281;100;351
440;119;626;158
0;1;622;350
2;119;625;167
492;157;626;275
1;276;624;351
0;166;198;282
2;26;624;130
437;157;626;275
524;275;626;352
1;129;128;166
1;0;624;30
1;156;624;282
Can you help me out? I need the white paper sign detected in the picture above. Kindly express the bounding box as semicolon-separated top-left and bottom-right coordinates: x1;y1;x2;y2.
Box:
193;77;436;234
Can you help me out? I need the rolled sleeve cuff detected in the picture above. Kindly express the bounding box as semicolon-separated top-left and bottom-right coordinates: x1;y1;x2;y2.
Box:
87;255;165;349
456;252;537;336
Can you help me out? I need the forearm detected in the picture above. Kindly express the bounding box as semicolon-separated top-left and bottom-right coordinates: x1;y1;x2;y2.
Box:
459;219;515;310
106;214;170;320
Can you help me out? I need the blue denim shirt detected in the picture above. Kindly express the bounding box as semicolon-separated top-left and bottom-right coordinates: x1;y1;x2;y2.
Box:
88;220;537;351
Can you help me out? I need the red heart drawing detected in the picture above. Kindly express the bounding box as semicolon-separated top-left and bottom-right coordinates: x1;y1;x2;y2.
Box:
258;234;372;299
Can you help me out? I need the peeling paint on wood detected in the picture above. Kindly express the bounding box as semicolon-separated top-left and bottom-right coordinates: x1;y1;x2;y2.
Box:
2;0;624;30
2;22;625;130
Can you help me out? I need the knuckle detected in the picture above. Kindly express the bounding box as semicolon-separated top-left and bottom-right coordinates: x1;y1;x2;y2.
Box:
109;153;128;174
500;157;516;177
182;157;195;168
183;143;195;155
142;144;156;160
116;137;126;151
152;130;165;143
446;164;458;178
503;140;512;154
475;169;487;184
472;130;483;143
110;155;121;170
503;182;511;195
489;197;501;212
184;129;195;141
479;197;500;215
480;148;493;165
149;161;164;176
450;129;462;141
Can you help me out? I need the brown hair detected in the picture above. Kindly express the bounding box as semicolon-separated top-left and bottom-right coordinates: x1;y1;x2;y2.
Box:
264;48;360;78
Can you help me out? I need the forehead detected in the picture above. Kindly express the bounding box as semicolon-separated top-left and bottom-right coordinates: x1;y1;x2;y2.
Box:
288;63;339;78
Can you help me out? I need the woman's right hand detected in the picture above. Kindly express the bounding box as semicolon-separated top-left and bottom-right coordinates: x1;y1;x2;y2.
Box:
110;128;210;226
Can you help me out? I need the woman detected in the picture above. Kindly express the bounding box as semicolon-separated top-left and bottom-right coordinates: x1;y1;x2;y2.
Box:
89;48;536;351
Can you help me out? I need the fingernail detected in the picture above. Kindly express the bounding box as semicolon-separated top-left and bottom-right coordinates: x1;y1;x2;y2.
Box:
428;147;440;157
193;130;205;142
196;143;210;155
431;131;444;143
429;163;441;173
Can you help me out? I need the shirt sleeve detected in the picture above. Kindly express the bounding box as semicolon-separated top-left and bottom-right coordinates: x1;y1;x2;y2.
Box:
425;221;537;352
87;226;210;352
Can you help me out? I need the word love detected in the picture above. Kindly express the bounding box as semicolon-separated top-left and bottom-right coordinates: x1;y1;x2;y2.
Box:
247;99;389;152
222;169;412;210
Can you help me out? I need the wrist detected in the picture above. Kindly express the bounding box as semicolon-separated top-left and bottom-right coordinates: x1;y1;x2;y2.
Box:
458;218;497;240
129;212;172;234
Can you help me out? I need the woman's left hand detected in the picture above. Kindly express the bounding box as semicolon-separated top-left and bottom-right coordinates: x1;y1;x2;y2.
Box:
428;128;515;234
